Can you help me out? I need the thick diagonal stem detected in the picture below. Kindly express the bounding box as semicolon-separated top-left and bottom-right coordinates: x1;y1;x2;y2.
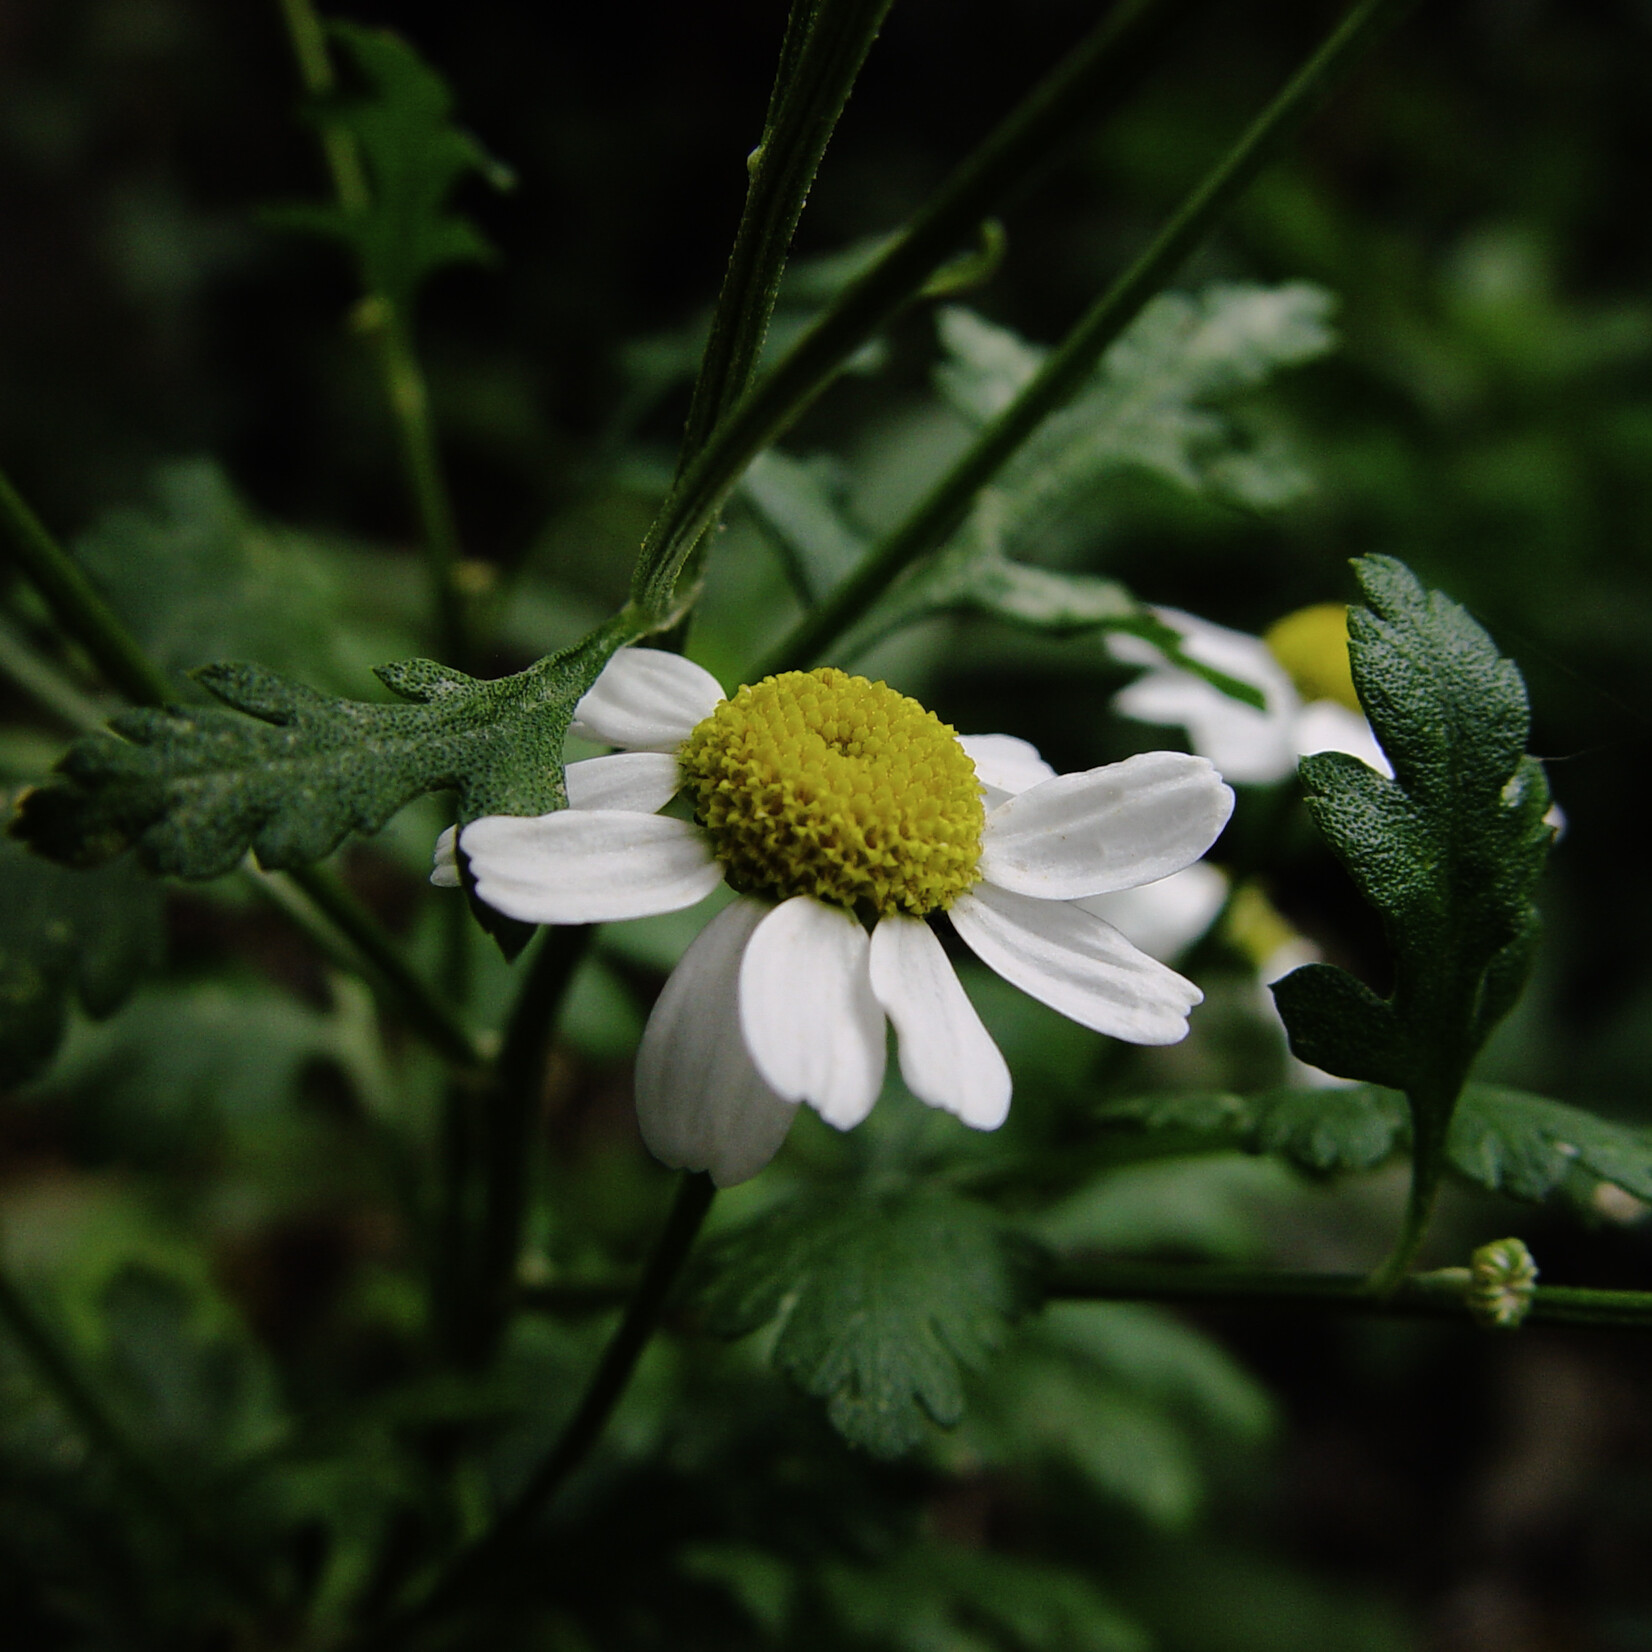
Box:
758;0;1422;675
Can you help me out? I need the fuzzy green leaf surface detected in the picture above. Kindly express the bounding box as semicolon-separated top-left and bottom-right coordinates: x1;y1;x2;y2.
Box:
1100;1085;1410;1176
11;626;629;878
0;834;163;1086
1445;1085;1652;1205
1271;556;1555;1095
273;22;510;314
690;1187;1046;1458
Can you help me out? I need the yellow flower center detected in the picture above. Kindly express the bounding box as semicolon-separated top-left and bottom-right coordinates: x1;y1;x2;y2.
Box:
1263;603;1361;713
677;668;984;918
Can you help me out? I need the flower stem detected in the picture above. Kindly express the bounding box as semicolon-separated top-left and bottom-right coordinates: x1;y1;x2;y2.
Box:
359;1172;717;1648
1046;1259;1652;1331
0;1262;282;1621
629;0;1205;622
757;0;1424;676
275;0;471;671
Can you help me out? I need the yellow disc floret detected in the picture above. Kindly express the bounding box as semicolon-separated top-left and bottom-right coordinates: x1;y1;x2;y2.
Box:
1264;603;1361;712
677;668;984;918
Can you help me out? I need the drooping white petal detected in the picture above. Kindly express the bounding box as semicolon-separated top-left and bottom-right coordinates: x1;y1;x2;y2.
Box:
949;882;1202;1045
868;913;1010;1129
635;898;798;1186
1293;700;1392;778
565;751;683;813
569;647;725;752
460;810;722;924
1075;861;1228;962
739;896;886;1130
430;824;461;887
1110;608;1301;785
957;732;1056;805
979;751;1234;900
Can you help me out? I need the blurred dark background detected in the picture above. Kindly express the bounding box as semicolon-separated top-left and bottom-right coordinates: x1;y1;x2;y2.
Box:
5;3;1652;1648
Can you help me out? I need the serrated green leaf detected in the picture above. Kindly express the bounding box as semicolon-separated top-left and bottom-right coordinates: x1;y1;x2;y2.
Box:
273;24;511;314
936;282;1334;539
0;832;163;1086
691;1187;1045;1458
1273;557;1555;1100
1100;1084;1410;1176
1446;1084;1652;1204
10;623;630;879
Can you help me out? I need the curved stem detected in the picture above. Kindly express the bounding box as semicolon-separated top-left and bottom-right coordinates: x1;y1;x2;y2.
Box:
630;0;1206;619
757;0;1423;676
360;1172;717;1648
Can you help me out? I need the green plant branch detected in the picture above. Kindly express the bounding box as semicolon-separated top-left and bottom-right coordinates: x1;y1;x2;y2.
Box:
1047;1259;1652;1331
757;0;1422;676
0;1263;283;1621
275;0;471;670
629;0;1206;619
2;462;483;1071
355;1172;717;1649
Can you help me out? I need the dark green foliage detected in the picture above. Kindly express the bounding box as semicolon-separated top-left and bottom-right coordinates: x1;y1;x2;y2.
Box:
1272;557;1555;1103
691;1187;1046;1457
0;834;162;1086
1102;1083;1652;1208
10;625;627;878
272;23;511;316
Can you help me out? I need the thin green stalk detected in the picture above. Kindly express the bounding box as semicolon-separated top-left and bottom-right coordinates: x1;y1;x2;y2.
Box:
631;0;1207;618
357;1173;717;1648
0;1264;282;1620
275;0;470;670
758;0;1422;676
1047;1259;1652;1332
457;925;594;1364
2;466;177;706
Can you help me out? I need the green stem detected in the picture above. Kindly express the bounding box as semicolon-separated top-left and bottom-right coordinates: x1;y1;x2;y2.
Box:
0;1263;281;1620
459;925;594;1364
275;0;470;669
757;0;1422;675
358;1173;717;1648
1047;1260;1652;1331
630;0;1205;619
1;466;177;706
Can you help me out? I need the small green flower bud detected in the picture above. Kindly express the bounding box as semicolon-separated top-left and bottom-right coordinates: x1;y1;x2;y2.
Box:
1467;1237;1538;1329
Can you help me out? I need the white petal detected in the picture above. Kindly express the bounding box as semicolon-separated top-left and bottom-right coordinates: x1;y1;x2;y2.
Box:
569;647;725;751
635;898;798;1186
460;810;722;924
868;914;1010;1129
739;896;886;1130
1294;700;1392;778
949;882;1201;1045
957;732;1056;804
565;751;682;812
430;824;461;887
1075;862;1228;962
980;751;1234;899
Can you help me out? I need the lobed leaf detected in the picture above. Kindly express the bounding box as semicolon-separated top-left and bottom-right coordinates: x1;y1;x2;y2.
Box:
0;832;163;1086
1099;1085;1409;1176
10;625;629;880
272;23;511;314
1272;557;1555;1092
1446;1085;1652;1205
690;1187;1045;1458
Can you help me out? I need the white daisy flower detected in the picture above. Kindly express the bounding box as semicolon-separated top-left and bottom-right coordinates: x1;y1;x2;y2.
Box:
434;649;1234;1186
1109;603;1389;785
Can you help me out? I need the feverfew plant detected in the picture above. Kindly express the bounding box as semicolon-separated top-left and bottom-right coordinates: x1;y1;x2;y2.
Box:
3;3;1650;1649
